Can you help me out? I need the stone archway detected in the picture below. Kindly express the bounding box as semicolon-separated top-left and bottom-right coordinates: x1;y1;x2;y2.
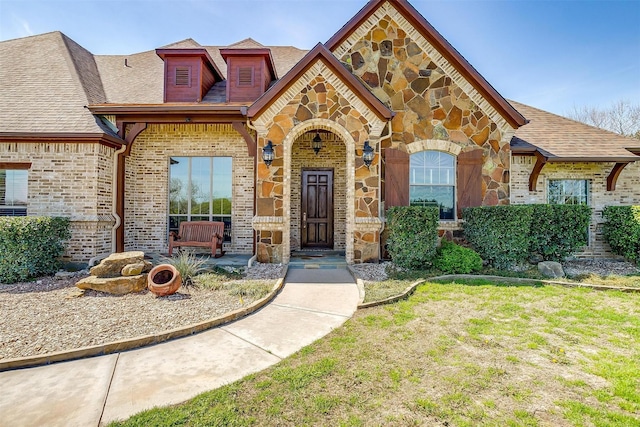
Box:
282;119;356;264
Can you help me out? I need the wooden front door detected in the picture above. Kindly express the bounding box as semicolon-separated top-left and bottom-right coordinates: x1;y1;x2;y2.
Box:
301;169;334;248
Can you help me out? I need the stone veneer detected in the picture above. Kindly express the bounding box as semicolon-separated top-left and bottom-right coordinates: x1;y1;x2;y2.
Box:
334;3;515;209
251;64;389;264
125;124;255;255
511;156;640;257
0;142;114;262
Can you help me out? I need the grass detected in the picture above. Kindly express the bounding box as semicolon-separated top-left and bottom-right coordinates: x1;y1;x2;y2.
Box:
566;273;640;288
110;279;640;426
194;269;273;300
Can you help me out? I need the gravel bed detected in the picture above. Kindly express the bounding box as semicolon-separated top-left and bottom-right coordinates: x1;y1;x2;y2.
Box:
0;263;284;361
2;259;636;361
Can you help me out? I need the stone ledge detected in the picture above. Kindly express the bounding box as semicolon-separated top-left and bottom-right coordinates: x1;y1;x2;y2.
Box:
0;269;287;372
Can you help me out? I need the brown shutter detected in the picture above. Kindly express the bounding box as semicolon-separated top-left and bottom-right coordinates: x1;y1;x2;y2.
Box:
385;148;410;209
456;149;484;218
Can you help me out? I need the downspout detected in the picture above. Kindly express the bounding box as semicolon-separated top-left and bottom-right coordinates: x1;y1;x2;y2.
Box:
111;143;128;253
246;117;259;267
378;120;393;261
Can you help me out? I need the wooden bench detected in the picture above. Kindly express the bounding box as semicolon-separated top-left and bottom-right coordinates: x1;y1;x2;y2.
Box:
168;221;225;257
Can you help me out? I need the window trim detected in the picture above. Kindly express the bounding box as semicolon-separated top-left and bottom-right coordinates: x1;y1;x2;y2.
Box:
168;156;233;242
547;179;590;205
409;150;457;220
0;164;30;217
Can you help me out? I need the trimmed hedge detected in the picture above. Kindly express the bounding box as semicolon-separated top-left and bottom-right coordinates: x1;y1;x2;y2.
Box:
462;205;534;270
463;204;592;269
602;206;640;263
387;206;439;269
529;204;591;262
433;240;483;274
0;216;71;284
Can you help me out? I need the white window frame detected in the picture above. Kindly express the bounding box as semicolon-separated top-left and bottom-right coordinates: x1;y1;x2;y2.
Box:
409;150;456;220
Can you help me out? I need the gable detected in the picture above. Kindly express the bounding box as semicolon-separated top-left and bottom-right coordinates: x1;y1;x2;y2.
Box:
327;0;525;133
248;44;392;138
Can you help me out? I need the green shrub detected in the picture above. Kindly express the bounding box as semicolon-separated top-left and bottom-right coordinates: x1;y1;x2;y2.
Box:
529;204;592;261
386;206;439;269
603;206;640;263
463;205;534;270
433;240;483;274
0;216;71;284
164;249;207;286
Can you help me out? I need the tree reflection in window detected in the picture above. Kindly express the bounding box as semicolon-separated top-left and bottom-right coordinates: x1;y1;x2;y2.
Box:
169;157;232;241
409;151;455;220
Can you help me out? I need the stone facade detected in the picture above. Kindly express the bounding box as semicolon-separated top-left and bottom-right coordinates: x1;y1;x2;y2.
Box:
251;63;388;264
0;141;114;261
125;124;255;255
332;3;515;211
511;156;640;257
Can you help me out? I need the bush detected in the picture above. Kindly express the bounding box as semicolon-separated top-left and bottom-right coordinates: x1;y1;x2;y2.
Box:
529;204;592;261
463;205;534;270
433;240;483;274
163;249;207;286
603;206;640;263
0;216;71;284
386;206;439;269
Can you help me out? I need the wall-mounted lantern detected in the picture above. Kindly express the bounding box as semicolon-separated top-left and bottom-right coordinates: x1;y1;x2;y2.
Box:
363;140;375;168
312;132;322;155
262;140;274;167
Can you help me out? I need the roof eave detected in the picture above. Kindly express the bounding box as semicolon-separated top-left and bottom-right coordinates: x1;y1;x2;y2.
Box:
0;132;125;149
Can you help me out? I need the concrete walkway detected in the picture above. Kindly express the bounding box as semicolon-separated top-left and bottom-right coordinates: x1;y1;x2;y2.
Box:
0;268;360;427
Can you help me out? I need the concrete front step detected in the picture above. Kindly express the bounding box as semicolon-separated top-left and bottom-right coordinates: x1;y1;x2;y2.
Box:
289;252;347;269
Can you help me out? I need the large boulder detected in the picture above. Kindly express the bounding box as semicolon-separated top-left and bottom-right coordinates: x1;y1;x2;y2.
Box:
538;261;565;278
76;274;147;295
90;251;145;278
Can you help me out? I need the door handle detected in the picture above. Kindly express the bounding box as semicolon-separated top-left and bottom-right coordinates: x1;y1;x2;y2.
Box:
303;212;306;229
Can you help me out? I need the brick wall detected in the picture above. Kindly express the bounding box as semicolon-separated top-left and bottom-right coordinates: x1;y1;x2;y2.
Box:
511;155;640;257
125;124;255;254
0;141;114;262
290;132;347;251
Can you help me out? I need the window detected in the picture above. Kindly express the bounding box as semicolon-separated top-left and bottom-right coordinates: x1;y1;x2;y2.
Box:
548;180;589;205
169;157;232;241
409;151;455;220
0;168;28;216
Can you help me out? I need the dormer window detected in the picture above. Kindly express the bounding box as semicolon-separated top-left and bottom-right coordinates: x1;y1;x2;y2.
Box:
156;48;223;103
175;66;191;87
238;67;254;87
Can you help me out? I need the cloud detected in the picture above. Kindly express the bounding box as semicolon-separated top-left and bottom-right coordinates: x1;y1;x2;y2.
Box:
11;14;34;37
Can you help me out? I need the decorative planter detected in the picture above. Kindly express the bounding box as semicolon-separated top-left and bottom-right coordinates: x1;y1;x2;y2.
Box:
147;264;182;296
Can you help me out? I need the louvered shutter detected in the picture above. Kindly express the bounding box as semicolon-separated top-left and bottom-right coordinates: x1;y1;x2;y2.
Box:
384;148;410;209
456;150;484;218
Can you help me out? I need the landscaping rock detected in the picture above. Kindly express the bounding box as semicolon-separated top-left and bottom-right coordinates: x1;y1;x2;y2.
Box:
76;274;147;295
538;261;565;278
121;261;152;277
90;251;145;278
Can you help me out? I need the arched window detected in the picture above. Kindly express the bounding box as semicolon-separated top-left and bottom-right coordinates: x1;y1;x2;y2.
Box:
409;151;455;220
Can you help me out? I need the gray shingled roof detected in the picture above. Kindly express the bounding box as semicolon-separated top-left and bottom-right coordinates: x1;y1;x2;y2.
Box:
0;31;109;133
0;32;308;132
511;100;640;161
2;30;637;165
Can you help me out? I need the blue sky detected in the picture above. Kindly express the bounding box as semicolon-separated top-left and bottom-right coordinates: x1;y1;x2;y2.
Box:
1;0;638;116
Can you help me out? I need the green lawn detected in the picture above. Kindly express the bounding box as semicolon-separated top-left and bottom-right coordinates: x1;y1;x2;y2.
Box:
110;279;639;426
